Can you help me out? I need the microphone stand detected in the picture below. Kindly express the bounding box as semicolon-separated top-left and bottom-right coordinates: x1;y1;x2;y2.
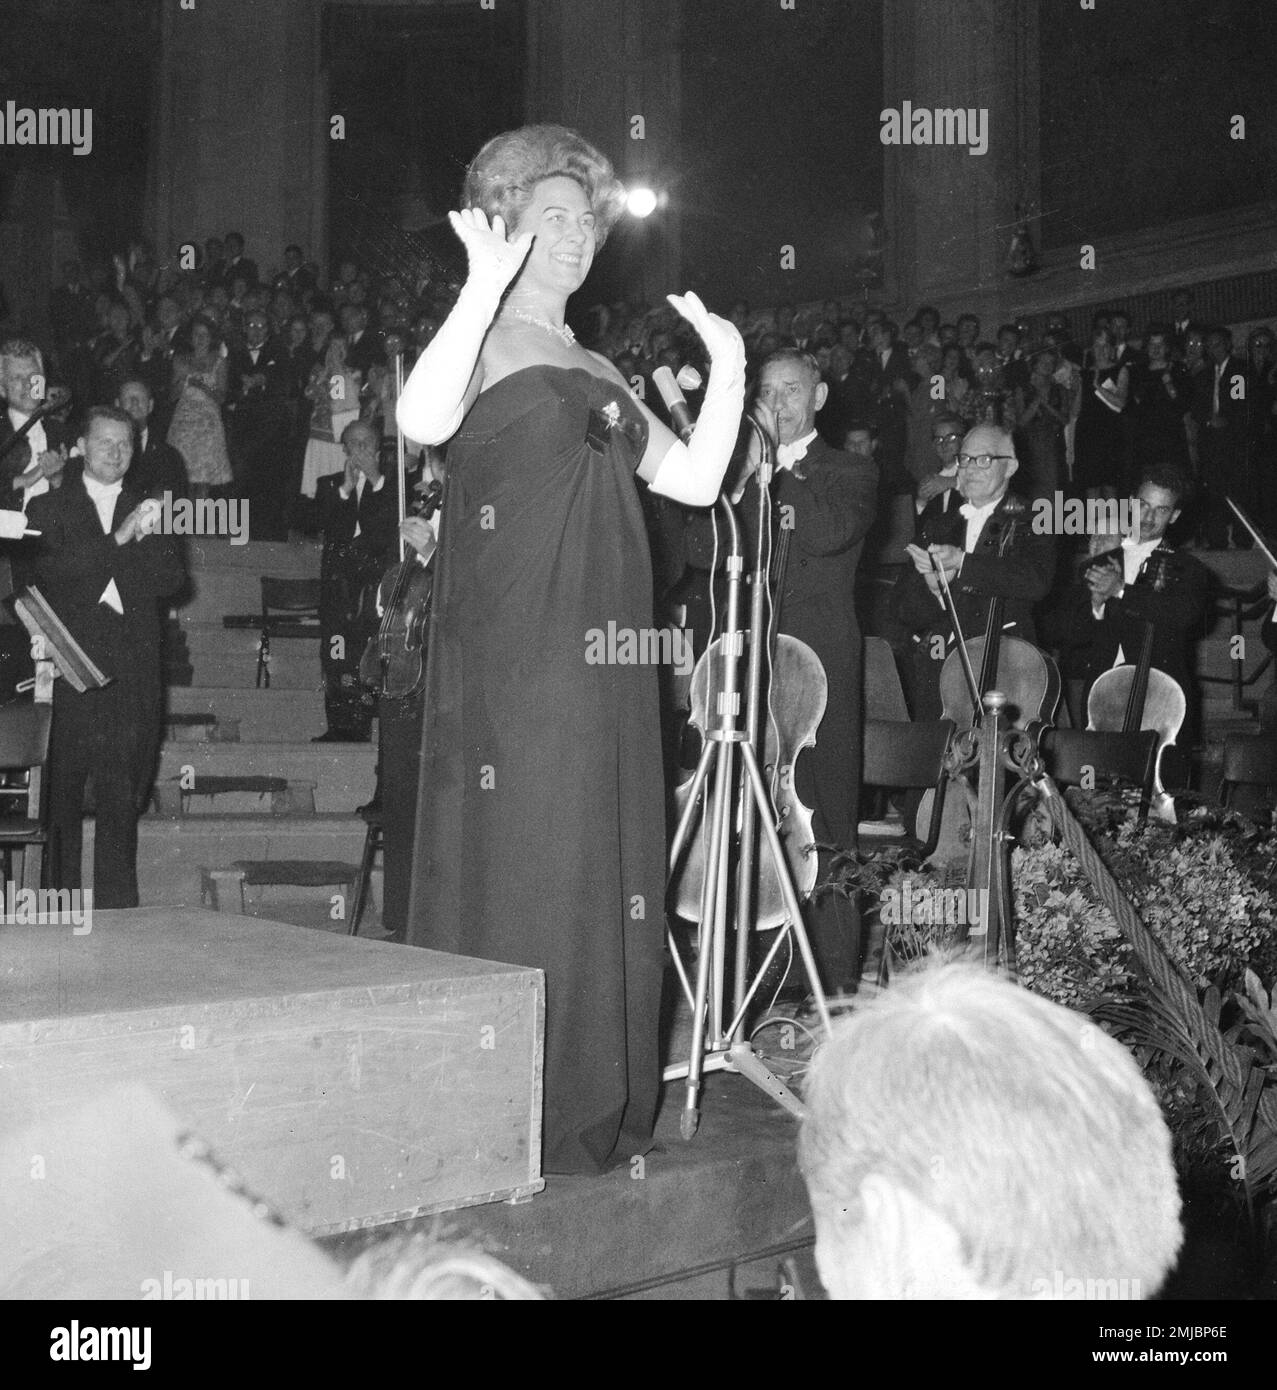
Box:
665;417;831;1140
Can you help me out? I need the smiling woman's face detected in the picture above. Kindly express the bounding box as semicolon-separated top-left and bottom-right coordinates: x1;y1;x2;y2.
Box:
511;175;597;295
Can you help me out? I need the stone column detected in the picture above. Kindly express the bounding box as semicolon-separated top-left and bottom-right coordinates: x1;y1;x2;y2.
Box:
881;0;1038;323
146;0;326;281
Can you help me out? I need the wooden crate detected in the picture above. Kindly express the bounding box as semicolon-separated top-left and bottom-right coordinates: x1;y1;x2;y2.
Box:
0;909;544;1234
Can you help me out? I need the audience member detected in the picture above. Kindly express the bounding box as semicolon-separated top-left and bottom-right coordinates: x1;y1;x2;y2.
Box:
798;962;1182;1299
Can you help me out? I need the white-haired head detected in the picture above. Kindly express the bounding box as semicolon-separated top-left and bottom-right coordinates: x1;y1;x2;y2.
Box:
798;962;1181;1299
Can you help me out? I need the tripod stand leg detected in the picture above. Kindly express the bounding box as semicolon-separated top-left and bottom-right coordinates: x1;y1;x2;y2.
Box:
681;737;736;1140
739;743;833;1037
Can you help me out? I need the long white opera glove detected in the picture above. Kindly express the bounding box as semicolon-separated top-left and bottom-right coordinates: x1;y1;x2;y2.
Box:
396;209;533;445
395;279;503;445
648;297;747;508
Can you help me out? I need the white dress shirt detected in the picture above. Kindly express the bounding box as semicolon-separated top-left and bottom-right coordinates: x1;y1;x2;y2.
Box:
338;471;385;538
959;498;1000;552
82;474;125;614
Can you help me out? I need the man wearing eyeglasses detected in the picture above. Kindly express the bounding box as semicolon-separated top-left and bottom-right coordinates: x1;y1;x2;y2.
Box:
914;412;965;516
893;423;1055;721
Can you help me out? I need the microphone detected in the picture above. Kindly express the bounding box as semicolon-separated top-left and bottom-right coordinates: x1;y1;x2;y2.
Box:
653;364;698;442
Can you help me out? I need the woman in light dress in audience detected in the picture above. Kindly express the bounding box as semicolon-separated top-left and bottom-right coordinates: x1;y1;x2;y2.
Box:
167;314;232;496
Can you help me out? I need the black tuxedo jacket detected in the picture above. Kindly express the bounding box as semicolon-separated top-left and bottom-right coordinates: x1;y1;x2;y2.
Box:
274;265;316;296
26;475;186;695
1191;356;1248;427
227;338;289;402
345;330;385;377
893;490;1056;647
220;255;258;288
316;472;399;563
745;437;878;633
1053;543;1211;695
0;411;72;514
129;432;191;500
1264;603;1277;656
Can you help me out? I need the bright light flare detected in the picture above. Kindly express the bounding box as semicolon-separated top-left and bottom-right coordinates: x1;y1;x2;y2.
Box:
626;186;658;218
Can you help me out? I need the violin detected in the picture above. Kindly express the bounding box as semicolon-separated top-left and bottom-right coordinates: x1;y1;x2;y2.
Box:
358;355;440;700
1084;546;1185;821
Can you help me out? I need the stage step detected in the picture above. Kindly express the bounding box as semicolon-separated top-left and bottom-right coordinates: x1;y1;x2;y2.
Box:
166;686;327;741
180;619;323;689
89;812;371;909
177;539;321;626
155;740;375;812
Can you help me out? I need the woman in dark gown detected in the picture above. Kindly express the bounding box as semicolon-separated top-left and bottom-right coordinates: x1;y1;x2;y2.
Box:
1129;324;1192;478
397;126;745;1175
1073;330;1130;497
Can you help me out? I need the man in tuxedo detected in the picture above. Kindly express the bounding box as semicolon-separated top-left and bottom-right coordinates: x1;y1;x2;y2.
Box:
739;349;878;992
27;406;186;908
913;412;965;517
1051;465;1210;743
1;339;69;515
894;423;1055;721
220;232;258;290
341;304;383;378
274;244;316;298
0;339;71;698
1192;327;1250;547
116;379;189;500
226;310;290;537
314;420;399;742
48;261;96;353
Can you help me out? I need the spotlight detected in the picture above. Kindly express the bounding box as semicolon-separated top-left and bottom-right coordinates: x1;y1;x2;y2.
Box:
626;186;657;219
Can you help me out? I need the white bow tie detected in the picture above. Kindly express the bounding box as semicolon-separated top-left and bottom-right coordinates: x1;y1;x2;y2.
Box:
777;439;810;469
959;500;997;521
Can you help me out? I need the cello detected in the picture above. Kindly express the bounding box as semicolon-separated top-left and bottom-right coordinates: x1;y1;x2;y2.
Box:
915;501;1061;863
1084;546;1185;822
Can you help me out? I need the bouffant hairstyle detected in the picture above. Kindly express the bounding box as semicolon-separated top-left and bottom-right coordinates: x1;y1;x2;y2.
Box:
461;124;627;249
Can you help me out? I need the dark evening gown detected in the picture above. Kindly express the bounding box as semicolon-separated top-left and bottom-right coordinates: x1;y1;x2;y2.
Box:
405;364;667;1175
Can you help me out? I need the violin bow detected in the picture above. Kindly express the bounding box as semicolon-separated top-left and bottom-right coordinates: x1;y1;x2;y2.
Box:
927;549;982;711
394;352;407;564
1225;496;1277;572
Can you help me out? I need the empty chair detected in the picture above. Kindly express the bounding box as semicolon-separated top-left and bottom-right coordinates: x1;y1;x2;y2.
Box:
858;717;956;860
1039;728;1159;820
1218;733;1277;811
256;576;321;688
0;700;53;891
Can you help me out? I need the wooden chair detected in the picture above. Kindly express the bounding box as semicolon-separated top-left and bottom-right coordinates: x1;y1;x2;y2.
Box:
863;635;909;722
858;717;957;860
256;577;321;688
1218;733;1277;810
0;700;53;891
1039;728;1159;821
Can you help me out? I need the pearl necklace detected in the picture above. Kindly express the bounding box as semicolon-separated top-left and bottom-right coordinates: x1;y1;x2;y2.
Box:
504;306;576;346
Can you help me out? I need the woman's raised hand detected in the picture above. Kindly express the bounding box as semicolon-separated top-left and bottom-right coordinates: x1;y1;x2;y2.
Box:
448;208;534;297
666;291;745;370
